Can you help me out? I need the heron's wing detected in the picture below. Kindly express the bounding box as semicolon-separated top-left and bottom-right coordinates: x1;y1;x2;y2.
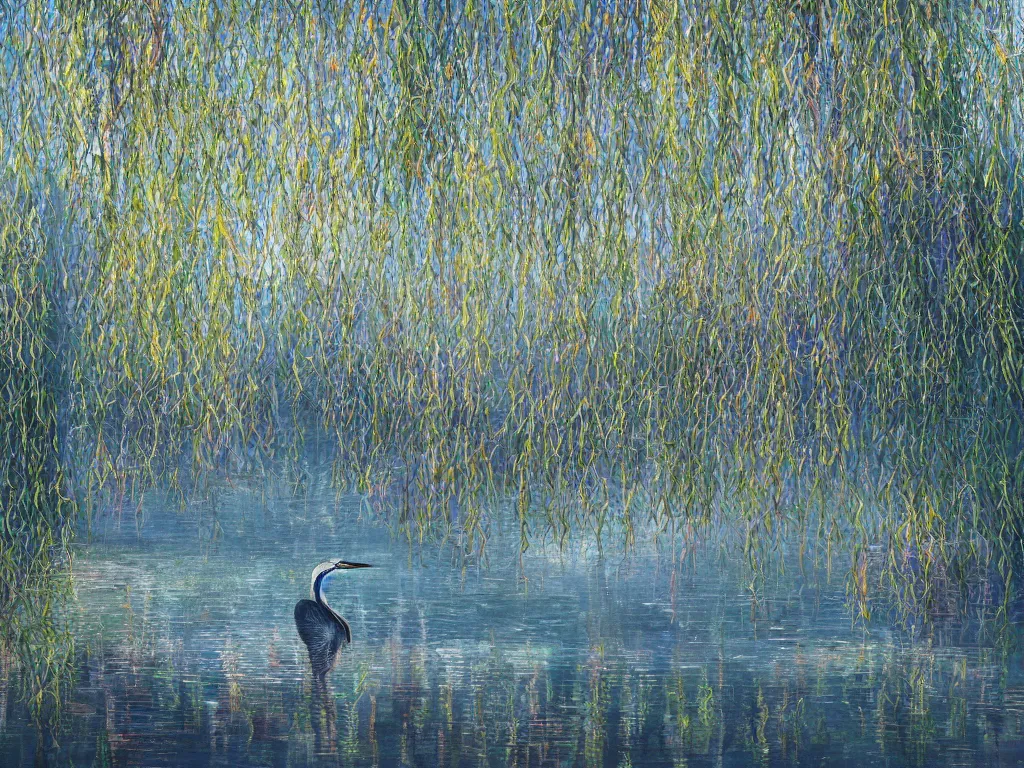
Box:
294;600;346;675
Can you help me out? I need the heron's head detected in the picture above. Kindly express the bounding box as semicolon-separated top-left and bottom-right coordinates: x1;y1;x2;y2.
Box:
310;560;372;599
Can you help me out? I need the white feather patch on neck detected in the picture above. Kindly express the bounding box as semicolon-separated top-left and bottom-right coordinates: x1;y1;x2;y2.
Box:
310;561;338;600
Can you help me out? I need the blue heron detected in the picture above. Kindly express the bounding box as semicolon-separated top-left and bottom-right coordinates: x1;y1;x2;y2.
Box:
294;560;372;678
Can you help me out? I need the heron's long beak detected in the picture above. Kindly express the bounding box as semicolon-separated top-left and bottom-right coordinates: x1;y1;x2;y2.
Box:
335;561;372;569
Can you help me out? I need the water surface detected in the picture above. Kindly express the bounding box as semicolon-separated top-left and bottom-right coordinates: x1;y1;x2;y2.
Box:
3;486;1023;767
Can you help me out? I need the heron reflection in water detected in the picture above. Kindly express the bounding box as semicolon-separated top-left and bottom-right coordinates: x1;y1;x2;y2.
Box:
295;560;371;752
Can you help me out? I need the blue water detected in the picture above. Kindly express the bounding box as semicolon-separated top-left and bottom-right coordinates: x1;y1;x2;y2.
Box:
2;484;1023;767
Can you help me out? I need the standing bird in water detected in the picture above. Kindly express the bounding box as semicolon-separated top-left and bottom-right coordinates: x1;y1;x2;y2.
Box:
294;560;372;677
294;560;371;754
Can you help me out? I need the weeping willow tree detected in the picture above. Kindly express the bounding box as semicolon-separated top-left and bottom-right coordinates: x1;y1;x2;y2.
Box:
0;194;74;718
1;0;1023;695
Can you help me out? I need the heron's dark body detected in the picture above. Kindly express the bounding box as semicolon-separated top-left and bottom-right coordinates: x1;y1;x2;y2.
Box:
294;598;350;677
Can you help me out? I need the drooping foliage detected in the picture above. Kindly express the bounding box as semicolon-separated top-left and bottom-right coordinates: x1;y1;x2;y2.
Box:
2;1;1023;709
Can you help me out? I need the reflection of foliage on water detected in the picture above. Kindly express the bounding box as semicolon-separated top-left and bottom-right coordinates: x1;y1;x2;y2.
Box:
8;572;1023;767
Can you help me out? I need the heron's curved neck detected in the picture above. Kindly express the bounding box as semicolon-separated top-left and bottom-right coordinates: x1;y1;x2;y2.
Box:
310;565;354;644
313;569;344;623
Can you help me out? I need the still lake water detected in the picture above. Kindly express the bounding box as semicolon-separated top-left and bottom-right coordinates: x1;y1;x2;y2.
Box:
3;484;1024;767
